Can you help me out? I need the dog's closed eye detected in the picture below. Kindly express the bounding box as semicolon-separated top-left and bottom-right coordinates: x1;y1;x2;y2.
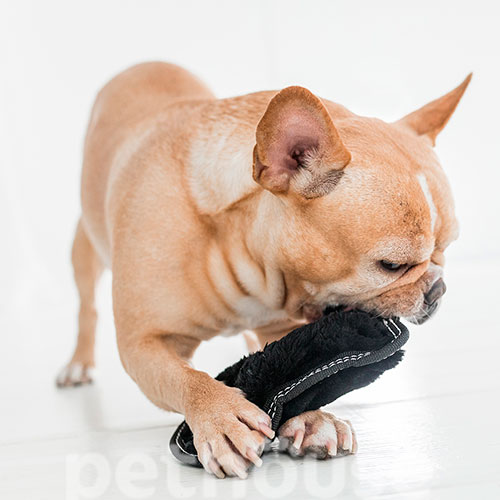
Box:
379;260;408;272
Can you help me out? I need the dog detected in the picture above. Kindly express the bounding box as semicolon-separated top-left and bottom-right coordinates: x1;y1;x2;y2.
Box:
56;62;470;478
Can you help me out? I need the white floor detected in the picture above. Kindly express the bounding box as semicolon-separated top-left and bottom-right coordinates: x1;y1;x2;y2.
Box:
1;258;499;500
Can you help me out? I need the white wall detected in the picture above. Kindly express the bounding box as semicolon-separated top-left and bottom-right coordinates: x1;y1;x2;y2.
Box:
1;0;499;318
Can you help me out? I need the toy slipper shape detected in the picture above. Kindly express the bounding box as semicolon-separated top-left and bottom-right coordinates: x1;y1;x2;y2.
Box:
169;308;409;467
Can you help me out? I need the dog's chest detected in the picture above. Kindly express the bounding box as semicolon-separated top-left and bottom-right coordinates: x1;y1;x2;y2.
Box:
219;296;290;336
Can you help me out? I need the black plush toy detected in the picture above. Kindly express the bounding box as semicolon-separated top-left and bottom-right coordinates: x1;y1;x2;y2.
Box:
170;307;409;467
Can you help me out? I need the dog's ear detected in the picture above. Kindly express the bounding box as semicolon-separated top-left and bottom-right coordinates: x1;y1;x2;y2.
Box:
397;74;472;146
253;86;351;198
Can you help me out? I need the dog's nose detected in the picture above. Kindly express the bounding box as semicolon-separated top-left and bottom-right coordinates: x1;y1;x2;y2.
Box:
424;278;447;306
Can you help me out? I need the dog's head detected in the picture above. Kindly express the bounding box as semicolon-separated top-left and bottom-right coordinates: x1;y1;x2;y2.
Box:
253;76;470;324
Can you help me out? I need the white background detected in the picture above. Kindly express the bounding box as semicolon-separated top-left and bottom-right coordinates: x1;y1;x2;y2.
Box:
1;2;499;497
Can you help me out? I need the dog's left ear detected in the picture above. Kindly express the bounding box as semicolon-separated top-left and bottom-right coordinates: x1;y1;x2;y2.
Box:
397;74;472;146
253;86;351;198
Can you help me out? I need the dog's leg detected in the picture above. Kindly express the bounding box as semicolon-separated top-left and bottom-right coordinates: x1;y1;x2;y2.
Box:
56;219;103;387
116;332;273;479
252;321;301;350
278;409;357;459
242;330;261;353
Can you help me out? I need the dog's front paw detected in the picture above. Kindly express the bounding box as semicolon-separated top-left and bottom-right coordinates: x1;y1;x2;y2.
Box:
278;410;357;459
187;385;274;479
56;361;95;387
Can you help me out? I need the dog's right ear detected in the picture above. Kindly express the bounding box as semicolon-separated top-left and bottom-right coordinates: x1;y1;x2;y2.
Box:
253;86;351;199
396;74;472;146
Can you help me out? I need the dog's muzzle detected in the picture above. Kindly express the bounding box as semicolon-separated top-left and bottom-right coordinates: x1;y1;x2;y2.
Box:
410;278;447;325
424;278;447;307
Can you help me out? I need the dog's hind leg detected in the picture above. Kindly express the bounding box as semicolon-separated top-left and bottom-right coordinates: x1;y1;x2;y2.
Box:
56;218;103;387
242;331;261;353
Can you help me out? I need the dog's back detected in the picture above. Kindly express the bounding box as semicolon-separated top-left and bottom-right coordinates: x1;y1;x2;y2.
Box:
80;62;215;261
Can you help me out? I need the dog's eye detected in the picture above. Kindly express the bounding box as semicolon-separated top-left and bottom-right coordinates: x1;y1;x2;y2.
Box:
379;260;406;272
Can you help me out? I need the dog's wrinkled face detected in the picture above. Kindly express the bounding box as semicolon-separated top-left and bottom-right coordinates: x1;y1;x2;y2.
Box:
253;76;470;324
294;138;459;324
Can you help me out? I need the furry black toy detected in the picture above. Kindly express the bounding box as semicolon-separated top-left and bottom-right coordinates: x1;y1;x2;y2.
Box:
170;308;409;467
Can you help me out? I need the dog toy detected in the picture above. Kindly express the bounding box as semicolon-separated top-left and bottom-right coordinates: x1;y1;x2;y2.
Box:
170;307;409;467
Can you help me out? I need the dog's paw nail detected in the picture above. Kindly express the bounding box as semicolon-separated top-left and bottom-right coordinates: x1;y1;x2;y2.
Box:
326;440;337;456
293;429;305;449
259;423;275;439
213;468;225;479
341;432;353;451
247;448;263;467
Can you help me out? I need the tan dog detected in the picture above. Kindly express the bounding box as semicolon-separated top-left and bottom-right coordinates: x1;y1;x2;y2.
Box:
57;62;470;478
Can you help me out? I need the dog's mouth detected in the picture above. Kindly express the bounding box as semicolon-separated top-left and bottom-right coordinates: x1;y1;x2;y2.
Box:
303;303;390;323
306;299;440;325
322;303;417;324
322;304;394;318
325;302;441;325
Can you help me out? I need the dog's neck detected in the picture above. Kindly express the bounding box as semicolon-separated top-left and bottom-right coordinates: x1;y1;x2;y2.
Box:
209;187;298;318
183;98;315;323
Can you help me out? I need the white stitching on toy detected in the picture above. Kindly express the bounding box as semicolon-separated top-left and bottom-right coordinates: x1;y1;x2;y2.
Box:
268;351;370;420
268;319;404;420
389;319;402;337
383;319;395;338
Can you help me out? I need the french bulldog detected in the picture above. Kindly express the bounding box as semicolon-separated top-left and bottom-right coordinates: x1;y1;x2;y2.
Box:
57;62;470;478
